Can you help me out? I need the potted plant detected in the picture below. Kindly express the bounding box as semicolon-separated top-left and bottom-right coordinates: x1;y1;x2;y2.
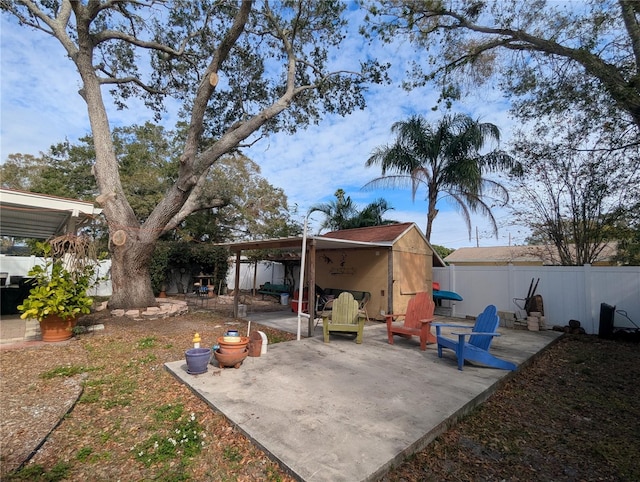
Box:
18;235;100;342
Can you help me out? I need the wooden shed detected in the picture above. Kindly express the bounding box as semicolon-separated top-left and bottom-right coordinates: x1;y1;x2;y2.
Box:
317;223;441;320
221;222;443;333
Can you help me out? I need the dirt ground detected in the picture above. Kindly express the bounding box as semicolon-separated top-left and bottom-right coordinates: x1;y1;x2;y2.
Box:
1;294;639;481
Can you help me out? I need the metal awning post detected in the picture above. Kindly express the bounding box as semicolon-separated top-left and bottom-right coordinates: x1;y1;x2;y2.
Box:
296;216;309;341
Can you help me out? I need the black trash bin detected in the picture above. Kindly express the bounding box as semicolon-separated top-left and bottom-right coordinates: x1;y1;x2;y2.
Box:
598;303;616;339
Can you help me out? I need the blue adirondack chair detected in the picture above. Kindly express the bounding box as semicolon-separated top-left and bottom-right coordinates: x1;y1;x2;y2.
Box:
433;305;516;371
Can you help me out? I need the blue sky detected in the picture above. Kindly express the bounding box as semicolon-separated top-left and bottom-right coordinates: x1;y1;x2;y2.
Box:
0;6;527;249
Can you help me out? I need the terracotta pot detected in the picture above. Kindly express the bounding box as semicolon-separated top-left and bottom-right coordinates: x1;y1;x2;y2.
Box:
39;315;76;342
248;331;263;357
217;336;250;354
213;348;248;368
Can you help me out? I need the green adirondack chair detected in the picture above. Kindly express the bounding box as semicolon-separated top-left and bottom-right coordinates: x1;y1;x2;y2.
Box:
322;291;366;344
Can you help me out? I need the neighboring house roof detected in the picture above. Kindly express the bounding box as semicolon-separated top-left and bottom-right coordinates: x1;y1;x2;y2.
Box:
444;243;618;266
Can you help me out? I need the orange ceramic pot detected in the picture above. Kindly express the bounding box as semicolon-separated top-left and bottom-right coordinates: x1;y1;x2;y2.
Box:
213;348;248;369
217;336;249;354
39;315;76;342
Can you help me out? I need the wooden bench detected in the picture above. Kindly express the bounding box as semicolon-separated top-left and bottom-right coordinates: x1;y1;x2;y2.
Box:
257;282;291;300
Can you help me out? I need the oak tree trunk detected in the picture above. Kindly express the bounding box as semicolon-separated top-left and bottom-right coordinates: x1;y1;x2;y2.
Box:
108;235;158;309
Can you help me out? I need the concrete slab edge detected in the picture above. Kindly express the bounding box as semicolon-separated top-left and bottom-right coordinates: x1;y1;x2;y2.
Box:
164;363;304;482
369;332;568;481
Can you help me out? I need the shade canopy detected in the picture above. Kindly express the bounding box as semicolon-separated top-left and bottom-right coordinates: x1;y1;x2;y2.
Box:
0;188;102;239
221;235;392;253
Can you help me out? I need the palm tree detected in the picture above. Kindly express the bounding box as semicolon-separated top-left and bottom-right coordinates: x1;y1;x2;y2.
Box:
364;113;519;241
309;189;396;232
343;198;397;229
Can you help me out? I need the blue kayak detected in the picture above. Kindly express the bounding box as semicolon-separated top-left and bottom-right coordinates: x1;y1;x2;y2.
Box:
433;290;463;301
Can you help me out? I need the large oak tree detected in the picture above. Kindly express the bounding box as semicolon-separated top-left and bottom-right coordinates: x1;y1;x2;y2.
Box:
1;1;383;309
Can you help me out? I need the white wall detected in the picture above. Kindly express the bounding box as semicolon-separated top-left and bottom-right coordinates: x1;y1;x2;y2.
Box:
433;264;640;334
0;255;112;297
226;259;286;291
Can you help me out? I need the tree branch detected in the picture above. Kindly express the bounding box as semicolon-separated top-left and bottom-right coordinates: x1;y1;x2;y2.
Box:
417;5;640;127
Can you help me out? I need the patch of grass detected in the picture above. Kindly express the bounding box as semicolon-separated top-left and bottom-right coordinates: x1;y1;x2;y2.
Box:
223;446;243;463
267;332;290;344
103;397;131;409
137;336;157;349
114;377;137;394
154;403;185;423
76;446;93;462
265;465;284;482
572;355;588;364
40;365;86;379
6;461;71;481
83;374;138;409
132;411;204;468
79;391;100;404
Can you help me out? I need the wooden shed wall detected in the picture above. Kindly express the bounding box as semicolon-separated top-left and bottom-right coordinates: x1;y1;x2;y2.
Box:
314;225;434;320
315;247;389;320
391;227;433;314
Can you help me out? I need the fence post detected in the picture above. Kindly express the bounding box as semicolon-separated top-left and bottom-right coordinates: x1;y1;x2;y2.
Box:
507;263;515;315
583;264;595;333
449;263;457;317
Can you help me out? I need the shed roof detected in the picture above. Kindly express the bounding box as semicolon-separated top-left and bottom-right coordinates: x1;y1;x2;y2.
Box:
218;222;446;267
321;222;415;243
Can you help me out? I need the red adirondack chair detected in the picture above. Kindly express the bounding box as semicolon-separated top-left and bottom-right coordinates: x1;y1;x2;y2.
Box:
385;292;436;350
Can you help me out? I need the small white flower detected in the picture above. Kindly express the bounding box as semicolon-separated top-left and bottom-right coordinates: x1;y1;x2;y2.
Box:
138;451;144;457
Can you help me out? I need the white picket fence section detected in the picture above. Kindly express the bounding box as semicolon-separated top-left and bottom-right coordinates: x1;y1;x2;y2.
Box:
433;264;640;334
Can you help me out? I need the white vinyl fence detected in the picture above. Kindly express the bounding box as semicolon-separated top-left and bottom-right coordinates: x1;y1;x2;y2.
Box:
226;259;286;292
433;264;640;335
0;255;112;297
0;254;286;298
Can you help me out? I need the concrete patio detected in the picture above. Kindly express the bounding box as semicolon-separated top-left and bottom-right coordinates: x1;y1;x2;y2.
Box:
166;309;562;482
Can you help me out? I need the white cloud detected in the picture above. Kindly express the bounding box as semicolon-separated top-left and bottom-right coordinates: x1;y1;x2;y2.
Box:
0;8;528;249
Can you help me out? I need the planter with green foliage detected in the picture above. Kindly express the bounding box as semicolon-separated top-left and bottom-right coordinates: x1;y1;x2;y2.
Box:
18;236;99;342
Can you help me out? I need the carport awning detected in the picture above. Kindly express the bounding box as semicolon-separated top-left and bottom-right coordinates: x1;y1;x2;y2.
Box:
219;236;392;252
0;188;102;239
